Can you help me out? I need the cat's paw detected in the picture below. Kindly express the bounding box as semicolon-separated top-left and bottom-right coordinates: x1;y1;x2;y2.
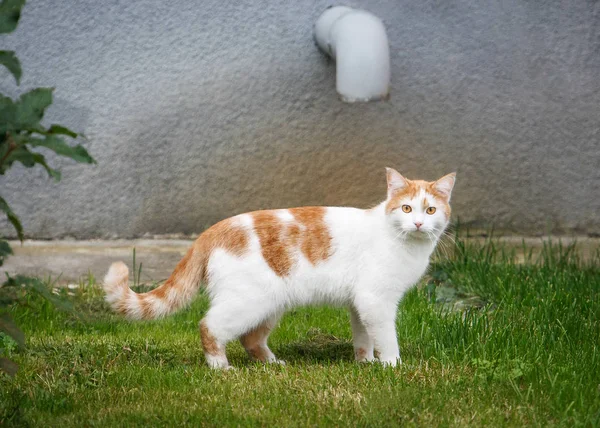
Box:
207;364;235;371
205;355;232;370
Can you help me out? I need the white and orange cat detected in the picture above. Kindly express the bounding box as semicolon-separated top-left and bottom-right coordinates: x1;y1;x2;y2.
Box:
103;168;456;369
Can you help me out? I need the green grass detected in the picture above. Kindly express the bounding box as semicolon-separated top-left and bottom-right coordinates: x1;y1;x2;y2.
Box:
1;238;599;426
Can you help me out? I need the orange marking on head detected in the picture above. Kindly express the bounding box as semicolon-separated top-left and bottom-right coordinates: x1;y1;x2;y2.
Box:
289;207;331;265
425;182;447;203
424;182;451;218
252;211;294;277
386;177;452;218
385;180;423;214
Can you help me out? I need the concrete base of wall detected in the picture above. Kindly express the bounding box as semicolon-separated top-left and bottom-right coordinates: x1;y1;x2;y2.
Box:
1;237;597;285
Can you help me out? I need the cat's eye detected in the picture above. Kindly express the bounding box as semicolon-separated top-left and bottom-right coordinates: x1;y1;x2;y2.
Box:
401;205;412;213
426;207;436;215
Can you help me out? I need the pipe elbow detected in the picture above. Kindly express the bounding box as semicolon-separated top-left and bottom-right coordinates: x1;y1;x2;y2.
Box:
315;6;391;102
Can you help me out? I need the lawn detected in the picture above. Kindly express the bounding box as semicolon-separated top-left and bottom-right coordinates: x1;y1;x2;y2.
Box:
1;238;599;426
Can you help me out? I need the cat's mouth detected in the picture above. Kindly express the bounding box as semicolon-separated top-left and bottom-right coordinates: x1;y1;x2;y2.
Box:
408;229;433;240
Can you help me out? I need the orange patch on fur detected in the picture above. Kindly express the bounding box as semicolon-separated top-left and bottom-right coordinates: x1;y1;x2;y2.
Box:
425;182;452;218
115;295;130;316
240;323;273;362
195;218;249;280
251;207;331;277
289;207;331;265
138;295;153;319
195;217;249;260
422;197;429;211
287;223;302;247
134;218;250;318
200;319;222;357
155;248;194;299
385;180;424;214
355;347;367;361
252;211;294;277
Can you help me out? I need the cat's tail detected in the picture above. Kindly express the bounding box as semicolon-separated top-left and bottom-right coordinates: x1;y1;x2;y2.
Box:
103;246;205;320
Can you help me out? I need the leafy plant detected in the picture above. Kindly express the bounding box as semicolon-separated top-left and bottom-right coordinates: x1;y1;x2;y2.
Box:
0;0;96;375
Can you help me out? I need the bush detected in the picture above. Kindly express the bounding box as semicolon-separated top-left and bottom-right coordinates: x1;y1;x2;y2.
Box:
0;0;95;375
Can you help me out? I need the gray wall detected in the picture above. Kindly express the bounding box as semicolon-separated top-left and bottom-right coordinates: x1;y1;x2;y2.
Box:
1;0;599;238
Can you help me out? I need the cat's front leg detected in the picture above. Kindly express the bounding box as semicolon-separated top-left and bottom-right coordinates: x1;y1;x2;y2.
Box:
373;324;401;367
354;296;401;367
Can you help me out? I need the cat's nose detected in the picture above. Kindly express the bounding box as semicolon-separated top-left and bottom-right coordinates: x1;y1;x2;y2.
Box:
414;222;423;230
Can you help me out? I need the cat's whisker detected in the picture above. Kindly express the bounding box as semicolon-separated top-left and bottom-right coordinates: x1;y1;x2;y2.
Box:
436;239;452;260
426;230;438;247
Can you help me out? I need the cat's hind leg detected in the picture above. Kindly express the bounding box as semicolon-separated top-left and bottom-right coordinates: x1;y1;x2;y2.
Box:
200;294;280;369
240;314;284;365
349;306;375;362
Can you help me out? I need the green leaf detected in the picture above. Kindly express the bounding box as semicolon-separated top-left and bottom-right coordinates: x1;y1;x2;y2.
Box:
0;0;25;34
3;145;34;167
23;123;46;134
0;313;24;348
3;145;61;180
0;94;16;134
0;50;20;84
3;275;78;316
15;87;53;129
29;135;95;165
0;297;18;306
31;151;61;180
48;124;77;138
0;144;11;174
0;195;22;241
0;239;12;267
0;357;17;376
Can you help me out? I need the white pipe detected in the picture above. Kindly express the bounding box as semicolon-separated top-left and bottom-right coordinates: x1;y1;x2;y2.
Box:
314;6;391;102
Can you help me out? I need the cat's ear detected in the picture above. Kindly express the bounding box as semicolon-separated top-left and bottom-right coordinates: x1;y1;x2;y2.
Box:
433;172;456;201
386;167;408;194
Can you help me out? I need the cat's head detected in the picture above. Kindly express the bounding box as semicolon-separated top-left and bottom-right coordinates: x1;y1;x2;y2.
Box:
384;168;456;241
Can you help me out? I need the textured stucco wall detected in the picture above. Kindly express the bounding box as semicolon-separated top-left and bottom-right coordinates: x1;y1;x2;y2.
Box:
0;0;599;238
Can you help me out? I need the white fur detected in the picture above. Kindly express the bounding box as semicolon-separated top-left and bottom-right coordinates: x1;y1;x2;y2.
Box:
104;171;454;369
201;187;452;368
275;209;294;222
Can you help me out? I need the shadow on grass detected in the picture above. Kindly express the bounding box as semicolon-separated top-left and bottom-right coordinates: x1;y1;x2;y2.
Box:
275;329;354;364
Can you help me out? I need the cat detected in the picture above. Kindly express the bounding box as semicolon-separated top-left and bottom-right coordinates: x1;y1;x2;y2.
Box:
103;168;456;369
